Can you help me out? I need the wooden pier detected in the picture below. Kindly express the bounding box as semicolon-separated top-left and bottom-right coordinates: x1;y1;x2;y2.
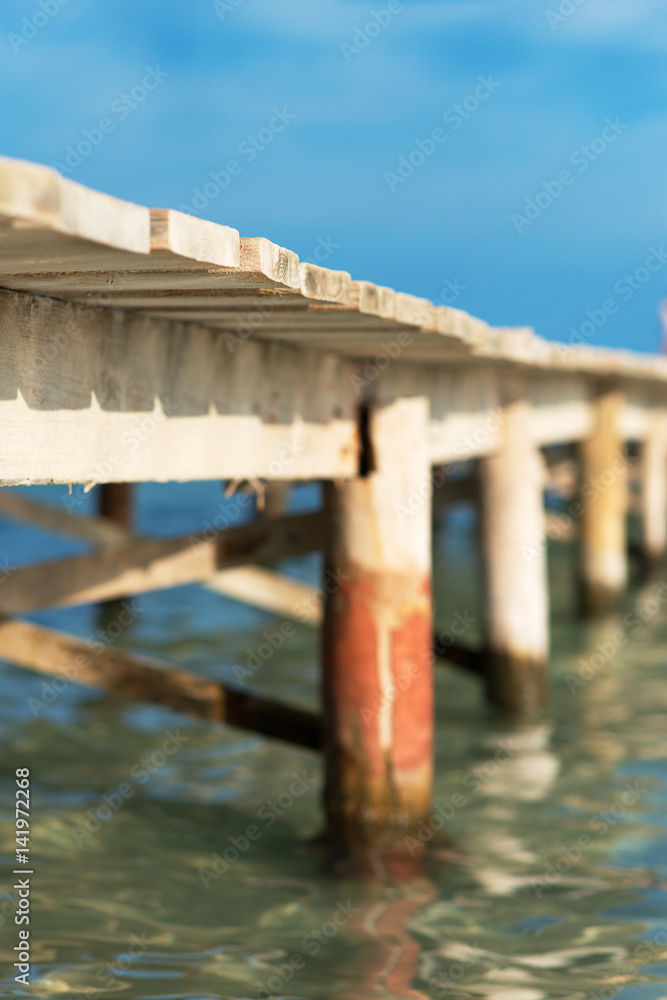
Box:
1;156;666;869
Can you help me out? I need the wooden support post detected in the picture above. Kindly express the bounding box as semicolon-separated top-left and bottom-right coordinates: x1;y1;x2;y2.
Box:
99;483;133;530
640;410;667;577
478;375;549;713
98;484;134;617
579;386;628;615
263;482;290;517
322;397;433;867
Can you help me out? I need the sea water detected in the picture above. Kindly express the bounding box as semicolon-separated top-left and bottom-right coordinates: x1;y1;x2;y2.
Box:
0;482;666;999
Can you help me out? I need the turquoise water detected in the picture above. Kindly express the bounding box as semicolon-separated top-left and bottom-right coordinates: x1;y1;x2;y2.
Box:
1;483;666;999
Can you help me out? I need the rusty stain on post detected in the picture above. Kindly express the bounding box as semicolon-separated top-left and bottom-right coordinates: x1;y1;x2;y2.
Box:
322;397;434;872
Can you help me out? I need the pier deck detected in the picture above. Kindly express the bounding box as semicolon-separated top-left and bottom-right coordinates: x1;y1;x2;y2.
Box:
1;156;665;866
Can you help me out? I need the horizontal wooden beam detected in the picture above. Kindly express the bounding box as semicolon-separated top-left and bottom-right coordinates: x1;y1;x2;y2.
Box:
434;639;486;677
0;511;325;613
0;491;128;544
0;616;320;749
0;288;360;485
1;285;666;485
206;565;320;624
0;494;322;622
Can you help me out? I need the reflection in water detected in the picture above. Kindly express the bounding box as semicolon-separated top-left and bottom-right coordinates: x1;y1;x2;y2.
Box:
0;484;666;999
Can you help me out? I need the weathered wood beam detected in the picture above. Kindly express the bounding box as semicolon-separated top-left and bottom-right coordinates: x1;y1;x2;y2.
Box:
478;375;549;713
0;288;360;485
0;494;322;622
0;491;128;544
578;386;628;615
434;639;486;676
0;616;320;749
206;565;320;624
0;511;324;613
322;397;433;860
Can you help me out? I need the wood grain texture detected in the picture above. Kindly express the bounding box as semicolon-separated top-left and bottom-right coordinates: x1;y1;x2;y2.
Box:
0;288;359;484
150;209;240;268
2;157;667;373
0;616;320;747
0;511;325;613
0;492;321;622
0;156;150;254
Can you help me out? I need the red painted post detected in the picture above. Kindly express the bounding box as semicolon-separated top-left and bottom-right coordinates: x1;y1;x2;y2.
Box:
322;398;434;872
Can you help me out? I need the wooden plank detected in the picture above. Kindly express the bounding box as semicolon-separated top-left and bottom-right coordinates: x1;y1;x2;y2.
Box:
0;616;320;748
0;511;325;613
1;156;667;433
150;209;239;268
0;491;128;544
206;566;321;624
0;495;322;622
0;156;150;255
0;288;360;484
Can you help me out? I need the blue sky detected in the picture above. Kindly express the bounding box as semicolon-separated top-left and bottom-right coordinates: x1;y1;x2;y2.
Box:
1;0;666;351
